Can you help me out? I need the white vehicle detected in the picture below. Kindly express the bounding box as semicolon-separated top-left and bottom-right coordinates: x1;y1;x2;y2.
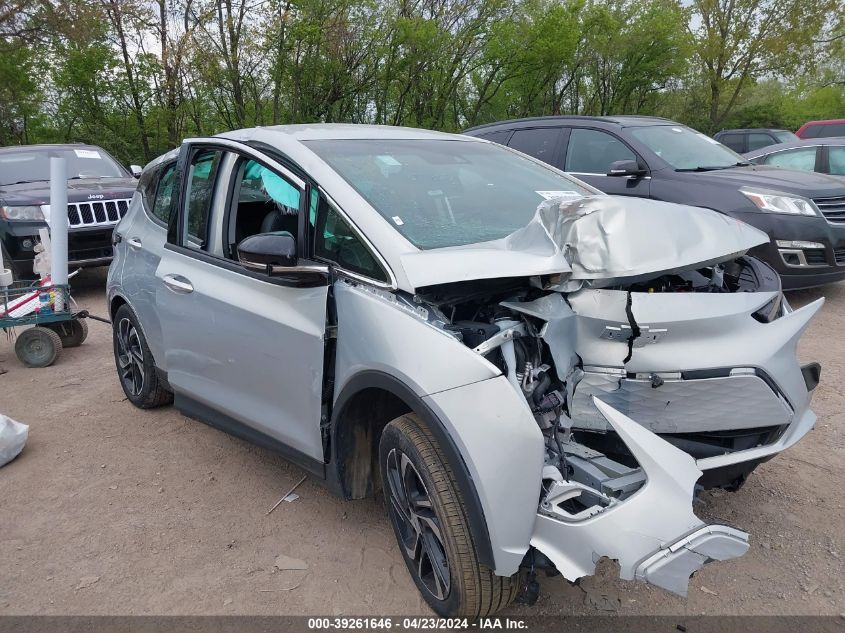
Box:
108;125;821;616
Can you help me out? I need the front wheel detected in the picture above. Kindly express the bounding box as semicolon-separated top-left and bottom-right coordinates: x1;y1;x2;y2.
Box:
379;414;518;617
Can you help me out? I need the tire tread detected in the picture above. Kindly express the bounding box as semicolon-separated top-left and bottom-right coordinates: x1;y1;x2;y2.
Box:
384;413;518;618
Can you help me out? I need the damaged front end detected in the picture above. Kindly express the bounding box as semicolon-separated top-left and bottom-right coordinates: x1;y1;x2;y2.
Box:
401;195;822;596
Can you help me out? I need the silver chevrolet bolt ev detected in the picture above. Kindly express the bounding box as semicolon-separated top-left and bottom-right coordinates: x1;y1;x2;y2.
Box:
108;125;822;616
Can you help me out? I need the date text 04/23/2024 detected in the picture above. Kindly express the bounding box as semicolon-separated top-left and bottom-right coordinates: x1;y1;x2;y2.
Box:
307;618;528;630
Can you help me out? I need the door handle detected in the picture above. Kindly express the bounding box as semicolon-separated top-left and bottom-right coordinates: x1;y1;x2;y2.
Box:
127;237;143;249
162;274;194;294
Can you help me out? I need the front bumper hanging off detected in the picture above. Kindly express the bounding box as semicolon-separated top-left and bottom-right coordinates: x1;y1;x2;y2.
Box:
531;399;750;596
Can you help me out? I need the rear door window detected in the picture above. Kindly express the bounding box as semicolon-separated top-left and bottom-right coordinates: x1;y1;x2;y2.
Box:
564;128;636;174
152;163;176;224
828;147;845;176
764;147;818;171
507;128;561;163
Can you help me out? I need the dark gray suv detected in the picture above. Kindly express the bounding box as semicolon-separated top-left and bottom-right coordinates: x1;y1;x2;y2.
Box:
464;116;845;289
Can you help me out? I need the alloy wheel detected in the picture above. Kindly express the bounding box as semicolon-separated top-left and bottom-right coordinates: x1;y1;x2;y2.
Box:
385;448;451;601
116;318;145;396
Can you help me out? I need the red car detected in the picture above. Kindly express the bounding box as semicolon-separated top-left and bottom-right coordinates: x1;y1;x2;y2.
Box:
796;119;845;139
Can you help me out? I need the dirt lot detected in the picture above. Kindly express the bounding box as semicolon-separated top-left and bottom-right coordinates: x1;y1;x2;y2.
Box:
0;268;843;616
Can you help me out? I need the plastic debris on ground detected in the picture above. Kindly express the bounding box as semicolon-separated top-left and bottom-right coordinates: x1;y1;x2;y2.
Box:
0;414;29;467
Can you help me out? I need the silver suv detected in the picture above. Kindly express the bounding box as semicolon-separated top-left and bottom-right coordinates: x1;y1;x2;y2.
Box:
107;125;822;617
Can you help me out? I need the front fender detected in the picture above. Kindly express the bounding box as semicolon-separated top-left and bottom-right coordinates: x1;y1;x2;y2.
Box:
424;376;545;576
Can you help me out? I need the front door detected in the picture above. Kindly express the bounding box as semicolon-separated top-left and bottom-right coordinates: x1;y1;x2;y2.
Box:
155;141;329;462
561;127;651;197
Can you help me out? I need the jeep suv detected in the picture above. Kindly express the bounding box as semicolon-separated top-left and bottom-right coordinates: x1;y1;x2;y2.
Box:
108;125;821;616
0;144;140;280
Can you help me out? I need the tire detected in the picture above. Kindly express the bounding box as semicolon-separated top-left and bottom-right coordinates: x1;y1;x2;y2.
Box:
15;326;62;368
45;318;88;347
112;304;173;408
379;413;518;618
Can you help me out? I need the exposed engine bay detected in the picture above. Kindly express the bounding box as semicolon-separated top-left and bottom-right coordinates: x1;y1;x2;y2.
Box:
412;255;783;505
396;254;788;590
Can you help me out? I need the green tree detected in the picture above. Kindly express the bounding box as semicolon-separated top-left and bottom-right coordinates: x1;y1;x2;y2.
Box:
691;0;835;132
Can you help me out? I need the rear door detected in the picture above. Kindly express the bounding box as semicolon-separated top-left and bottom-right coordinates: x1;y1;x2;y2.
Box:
761;146;821;173
154;139;330;462
560;127;650;197
119;159;176;366
827;146;845;177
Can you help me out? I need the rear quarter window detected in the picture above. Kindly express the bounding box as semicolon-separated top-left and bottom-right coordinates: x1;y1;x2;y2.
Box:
476;130;511;145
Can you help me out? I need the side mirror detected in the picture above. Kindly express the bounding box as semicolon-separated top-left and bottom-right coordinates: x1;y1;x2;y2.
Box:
237;231;297;275
130;164;143;178
607;159;647;178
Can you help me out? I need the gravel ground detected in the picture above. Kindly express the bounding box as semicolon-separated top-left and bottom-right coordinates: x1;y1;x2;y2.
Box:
0;268;843;616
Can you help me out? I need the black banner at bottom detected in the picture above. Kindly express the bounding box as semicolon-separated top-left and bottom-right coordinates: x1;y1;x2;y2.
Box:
1;616;843;633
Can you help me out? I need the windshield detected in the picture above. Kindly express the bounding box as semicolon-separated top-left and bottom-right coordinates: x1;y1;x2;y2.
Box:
631;125;747;170
774;130;799;143
304;138;597;249
0;147;127;186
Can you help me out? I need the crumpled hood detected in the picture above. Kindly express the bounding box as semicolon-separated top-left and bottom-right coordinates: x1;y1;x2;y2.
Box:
400;195;769;290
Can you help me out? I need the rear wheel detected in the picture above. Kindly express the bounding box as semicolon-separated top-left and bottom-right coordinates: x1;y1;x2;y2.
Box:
112;304;172;408
379;413;518;617
15;326;62;368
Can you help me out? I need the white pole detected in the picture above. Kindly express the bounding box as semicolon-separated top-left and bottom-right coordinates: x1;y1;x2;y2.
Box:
49;156;68;287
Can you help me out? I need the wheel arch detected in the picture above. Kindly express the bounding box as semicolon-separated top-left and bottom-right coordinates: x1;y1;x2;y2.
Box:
109;293;129;322
328;370;495;569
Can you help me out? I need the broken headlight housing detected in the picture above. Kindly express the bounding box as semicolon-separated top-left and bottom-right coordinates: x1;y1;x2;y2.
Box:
740;188;818;216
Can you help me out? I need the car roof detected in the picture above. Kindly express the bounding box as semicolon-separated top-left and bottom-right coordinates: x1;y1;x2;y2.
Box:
716;128;791;134
801;119;845;126
0;143;103;154
220;123;465;143
744;136;845;157
463;115;677;134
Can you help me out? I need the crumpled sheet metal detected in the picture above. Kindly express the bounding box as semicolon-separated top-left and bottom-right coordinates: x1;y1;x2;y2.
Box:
399;195;768;290
527;195;769;286
530;398;749;596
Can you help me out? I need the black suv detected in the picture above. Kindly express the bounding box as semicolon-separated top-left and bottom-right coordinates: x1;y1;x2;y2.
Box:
0;144;139;280
464;116;845;289
713;128;799;154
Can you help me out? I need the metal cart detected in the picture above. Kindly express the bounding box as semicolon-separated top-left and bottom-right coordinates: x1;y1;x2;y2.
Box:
0;281;89;368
